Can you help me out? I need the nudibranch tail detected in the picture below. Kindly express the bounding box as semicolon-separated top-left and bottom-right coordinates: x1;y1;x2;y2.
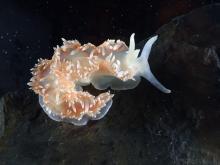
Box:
137;35;171;93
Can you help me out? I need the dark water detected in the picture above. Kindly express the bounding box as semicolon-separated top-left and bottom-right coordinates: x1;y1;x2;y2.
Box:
0;0;218;94
0;1;220;165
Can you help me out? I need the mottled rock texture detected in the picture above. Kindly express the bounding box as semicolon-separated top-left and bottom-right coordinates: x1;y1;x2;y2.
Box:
1;4;220;165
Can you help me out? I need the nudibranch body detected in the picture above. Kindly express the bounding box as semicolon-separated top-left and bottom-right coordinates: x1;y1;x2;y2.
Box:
28;34;171;126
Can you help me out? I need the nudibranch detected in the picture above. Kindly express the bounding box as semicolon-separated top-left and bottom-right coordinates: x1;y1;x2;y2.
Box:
28;34;171;126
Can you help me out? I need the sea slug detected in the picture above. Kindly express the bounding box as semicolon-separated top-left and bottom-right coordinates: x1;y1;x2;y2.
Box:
28;34;171;126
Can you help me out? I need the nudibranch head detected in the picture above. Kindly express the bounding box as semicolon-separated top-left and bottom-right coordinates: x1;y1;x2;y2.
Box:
28;33;171;126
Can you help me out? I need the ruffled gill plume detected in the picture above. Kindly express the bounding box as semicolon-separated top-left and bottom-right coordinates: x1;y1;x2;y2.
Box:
28;33;171;126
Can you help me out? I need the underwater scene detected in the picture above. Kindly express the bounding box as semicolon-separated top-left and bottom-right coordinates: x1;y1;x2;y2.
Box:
0;0;220;164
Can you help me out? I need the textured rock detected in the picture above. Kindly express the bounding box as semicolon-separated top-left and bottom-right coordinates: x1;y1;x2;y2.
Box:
1;4;220;165
0;98;5;138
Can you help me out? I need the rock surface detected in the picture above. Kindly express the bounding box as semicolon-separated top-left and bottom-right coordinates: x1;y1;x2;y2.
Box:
1;4;220;165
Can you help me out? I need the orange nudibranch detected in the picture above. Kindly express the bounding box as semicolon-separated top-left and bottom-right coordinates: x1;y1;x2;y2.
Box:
28;34;171;126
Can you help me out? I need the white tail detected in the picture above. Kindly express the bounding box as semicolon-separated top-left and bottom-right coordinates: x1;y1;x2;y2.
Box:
137;35;171;93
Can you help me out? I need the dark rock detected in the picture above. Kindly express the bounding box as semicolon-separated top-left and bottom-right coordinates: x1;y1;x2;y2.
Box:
1;4;220;165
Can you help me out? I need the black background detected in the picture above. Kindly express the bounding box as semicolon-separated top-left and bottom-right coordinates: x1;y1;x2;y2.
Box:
0;0;218;94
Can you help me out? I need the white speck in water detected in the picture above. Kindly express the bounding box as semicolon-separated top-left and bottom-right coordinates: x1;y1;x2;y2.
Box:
2;50;8;55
